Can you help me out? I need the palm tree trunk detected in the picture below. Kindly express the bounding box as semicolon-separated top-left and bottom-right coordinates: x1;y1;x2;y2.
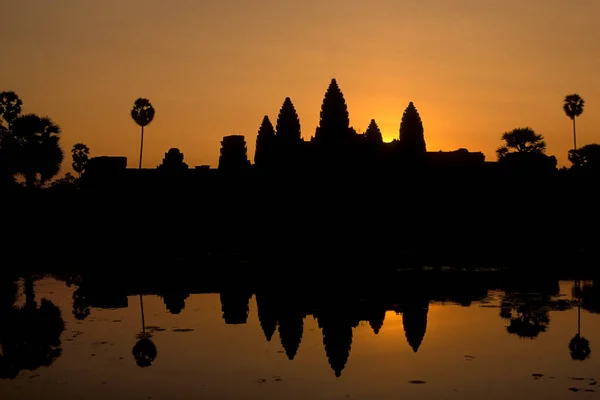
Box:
138;125;144;169
576;280;581;336
578;304;581;336
140;294;146;334
572;118;577;151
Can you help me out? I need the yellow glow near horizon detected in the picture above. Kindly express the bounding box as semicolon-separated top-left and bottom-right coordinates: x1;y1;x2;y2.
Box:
2;0;599;174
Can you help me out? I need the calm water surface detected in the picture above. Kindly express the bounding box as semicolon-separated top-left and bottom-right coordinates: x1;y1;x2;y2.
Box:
1;277;599;399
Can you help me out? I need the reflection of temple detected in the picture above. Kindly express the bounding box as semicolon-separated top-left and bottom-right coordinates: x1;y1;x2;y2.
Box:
41;271;579;379
220;290;252;325
402;301;429;352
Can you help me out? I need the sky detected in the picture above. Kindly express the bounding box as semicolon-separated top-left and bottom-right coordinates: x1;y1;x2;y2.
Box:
2;0;599;171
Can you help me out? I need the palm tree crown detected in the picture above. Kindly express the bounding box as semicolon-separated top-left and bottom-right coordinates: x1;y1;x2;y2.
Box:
563;94;584;120
131;98;155;127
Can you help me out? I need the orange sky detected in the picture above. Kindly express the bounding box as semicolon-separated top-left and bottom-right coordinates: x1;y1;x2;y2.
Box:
2;0;599;172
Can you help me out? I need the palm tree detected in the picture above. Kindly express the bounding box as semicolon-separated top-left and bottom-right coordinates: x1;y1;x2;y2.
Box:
0;91;23;134
132;294;157;367
563;94;585;151
11;114;63;187
570;281;591;361
71;143;90;178
130;98;155;169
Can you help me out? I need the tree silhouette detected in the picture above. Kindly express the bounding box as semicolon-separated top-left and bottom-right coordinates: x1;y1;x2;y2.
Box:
563;94;585;151
499;291;570;339
72;286;90;320
497;128;547;157
0;92;23;186
71;143;89;178
0;91;22;134
496;127;556;173
254;115;275;167
157;148;188;172
0;287;65;379
399;102;426;154
131;98;155;169
276;98;301;144
568;143;600;172
10;114;63;187
49;172;76;190
314;78;352;143
365;119;383;144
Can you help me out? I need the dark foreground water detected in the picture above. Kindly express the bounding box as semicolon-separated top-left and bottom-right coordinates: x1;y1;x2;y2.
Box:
1;277;599;399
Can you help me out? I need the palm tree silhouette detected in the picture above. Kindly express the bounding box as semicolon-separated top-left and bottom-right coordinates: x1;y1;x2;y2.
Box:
132;294;157;367
563;94;585;151
130;98;155;169
570;281;591;361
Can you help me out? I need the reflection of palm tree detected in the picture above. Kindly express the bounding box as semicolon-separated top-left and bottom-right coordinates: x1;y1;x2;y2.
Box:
72;287;90;320
132;294;157;368
570;281;591;361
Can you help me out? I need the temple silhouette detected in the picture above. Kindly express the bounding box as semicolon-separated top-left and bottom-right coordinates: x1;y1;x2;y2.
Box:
82;78;488;189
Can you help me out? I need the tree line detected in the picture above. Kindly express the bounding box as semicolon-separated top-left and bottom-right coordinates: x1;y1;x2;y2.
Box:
0;87;597;190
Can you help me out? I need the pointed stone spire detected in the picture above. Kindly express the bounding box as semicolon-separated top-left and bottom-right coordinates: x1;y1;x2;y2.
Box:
276;97;301;143
399;102;426;154
254;115;275;166
365;119;383;144
314;78;352;143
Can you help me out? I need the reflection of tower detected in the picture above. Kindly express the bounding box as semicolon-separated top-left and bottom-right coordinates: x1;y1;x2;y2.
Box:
367;307;386;335
256;291;278;342
277;295;305;360
402;301;429;352
160;291;190;315
318;310;354;378
220;290;253;324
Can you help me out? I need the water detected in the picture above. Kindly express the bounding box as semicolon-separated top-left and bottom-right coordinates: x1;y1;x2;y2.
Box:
1;277;599;399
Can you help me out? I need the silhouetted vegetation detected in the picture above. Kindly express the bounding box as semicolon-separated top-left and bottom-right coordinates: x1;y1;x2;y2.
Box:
2;80;599;272
569;143;600;173
563;94;585;151
131;98;155;169
71;143;90;178
496;127;557;174
0;277;65;379
0;92;64;189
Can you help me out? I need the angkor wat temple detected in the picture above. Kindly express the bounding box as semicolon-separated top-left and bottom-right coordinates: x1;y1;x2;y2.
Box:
83;78;491;191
